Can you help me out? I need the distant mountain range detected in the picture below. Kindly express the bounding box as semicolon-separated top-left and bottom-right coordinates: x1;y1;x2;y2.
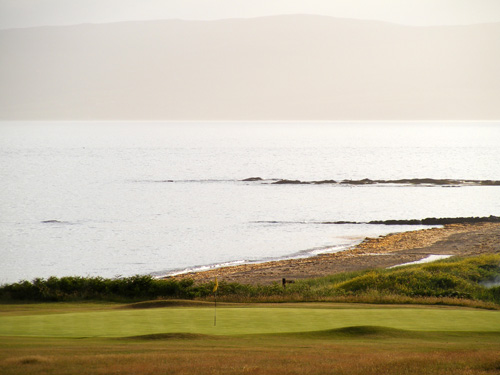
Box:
1;15;499;120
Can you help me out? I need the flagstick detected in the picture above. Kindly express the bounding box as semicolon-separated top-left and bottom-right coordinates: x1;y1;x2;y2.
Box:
213;276;218;327
214;290;217;326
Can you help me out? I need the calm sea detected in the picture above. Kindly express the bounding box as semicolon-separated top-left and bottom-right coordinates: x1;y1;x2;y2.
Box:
1;122;499;284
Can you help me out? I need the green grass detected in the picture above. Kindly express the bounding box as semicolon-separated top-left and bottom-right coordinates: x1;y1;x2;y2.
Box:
1;303;500;337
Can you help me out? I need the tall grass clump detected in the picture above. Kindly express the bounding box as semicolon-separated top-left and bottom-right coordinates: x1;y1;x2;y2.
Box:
333;254;500;303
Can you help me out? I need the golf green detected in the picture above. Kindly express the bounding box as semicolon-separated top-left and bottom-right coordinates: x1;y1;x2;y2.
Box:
1;306;499;337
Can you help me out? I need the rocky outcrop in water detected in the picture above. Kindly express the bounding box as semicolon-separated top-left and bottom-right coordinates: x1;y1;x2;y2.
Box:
242;177;500;186
256;216;500;226
367;216;500;225
319;216;500;225
339;178;376;185
272;179;309;185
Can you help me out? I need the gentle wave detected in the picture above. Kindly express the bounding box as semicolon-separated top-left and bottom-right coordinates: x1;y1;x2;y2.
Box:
159;259;247;278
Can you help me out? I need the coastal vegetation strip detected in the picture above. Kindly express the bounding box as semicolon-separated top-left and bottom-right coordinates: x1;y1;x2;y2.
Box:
1;255;499;309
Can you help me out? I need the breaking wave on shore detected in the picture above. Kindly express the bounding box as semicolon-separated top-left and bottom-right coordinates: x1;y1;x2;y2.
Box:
158;243;356;278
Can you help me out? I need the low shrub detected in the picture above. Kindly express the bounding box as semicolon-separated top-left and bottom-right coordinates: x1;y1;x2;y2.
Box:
0;275;211;302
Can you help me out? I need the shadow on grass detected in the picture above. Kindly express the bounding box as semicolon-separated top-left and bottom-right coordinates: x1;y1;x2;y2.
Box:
271;325;500;341
122;332;221;340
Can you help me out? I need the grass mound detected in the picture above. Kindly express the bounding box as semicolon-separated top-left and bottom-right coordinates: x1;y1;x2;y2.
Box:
296;325;412;339
333;254;500;301
121;299;213;309
328;325;407;337
290;326;500;341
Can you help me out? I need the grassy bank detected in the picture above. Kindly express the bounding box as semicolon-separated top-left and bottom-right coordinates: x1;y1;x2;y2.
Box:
1;254;499;308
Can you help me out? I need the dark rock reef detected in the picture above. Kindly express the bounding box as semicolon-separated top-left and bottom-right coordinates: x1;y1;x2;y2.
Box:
320;216;500;226
242;177;500;186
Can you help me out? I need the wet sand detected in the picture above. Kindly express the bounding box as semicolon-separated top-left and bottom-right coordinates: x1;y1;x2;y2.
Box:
168;223;500;285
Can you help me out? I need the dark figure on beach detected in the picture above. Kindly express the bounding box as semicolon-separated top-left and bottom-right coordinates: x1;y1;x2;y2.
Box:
282;278;295;288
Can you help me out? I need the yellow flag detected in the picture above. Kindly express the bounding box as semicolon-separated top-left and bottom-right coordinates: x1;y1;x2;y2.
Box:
213;277;218;293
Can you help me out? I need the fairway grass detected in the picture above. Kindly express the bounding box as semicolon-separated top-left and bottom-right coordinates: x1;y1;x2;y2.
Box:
1;302;500;375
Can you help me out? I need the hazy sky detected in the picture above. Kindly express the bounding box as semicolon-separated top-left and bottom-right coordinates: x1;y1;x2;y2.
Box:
1;0;500;29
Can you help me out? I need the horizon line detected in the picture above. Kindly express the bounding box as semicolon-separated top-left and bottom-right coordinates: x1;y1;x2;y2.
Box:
2;13;500;31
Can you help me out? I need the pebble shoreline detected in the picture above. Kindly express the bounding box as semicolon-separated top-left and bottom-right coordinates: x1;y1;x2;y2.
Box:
167;223;500;285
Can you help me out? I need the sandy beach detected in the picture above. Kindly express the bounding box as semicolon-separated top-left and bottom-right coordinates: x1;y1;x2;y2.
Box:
169;223;500;285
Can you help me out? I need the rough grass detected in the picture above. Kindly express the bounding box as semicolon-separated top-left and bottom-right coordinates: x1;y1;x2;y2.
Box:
3;355;53;365
1;333;500;375
333;254;500;299
282;254;500;304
